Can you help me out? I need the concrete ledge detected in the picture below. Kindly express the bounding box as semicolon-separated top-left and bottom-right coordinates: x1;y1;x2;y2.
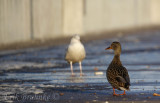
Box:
0;26;160;51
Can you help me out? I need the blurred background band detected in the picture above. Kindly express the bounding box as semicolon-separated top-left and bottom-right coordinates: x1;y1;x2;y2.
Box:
0;0;160;45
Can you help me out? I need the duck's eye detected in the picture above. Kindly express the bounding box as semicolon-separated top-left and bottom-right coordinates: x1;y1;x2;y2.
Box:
112;44;117;49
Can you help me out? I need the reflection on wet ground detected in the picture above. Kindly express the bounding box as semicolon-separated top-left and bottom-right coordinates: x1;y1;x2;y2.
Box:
1;31;160;102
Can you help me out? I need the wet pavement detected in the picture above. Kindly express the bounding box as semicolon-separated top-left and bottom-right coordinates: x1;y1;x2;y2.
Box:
1;30;160;103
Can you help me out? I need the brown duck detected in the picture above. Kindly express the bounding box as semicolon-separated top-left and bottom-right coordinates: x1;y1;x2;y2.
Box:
105;41;130;96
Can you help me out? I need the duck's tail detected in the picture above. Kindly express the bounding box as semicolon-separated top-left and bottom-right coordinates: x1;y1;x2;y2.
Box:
125;82;130;91
119;83;130;91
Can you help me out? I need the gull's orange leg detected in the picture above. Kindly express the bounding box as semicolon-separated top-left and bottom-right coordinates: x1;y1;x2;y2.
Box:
119;90;126;95
113;88;119;96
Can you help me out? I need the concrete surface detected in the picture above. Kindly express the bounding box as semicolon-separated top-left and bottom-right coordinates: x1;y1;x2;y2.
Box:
0;30;160;103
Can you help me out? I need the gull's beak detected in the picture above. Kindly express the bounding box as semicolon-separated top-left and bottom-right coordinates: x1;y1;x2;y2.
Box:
105;46;112;50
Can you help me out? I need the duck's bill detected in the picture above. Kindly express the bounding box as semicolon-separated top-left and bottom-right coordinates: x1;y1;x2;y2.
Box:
105;47;112;50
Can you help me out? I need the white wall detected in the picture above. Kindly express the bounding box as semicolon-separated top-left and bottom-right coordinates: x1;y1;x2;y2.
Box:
0;0;31;44
0;0;160;45
63;0;83;35
32;0;62;39
150;0;160;25
84;0;154;33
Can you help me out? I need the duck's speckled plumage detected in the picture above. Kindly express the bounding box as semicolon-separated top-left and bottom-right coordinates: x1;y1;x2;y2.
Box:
106;42;130;94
